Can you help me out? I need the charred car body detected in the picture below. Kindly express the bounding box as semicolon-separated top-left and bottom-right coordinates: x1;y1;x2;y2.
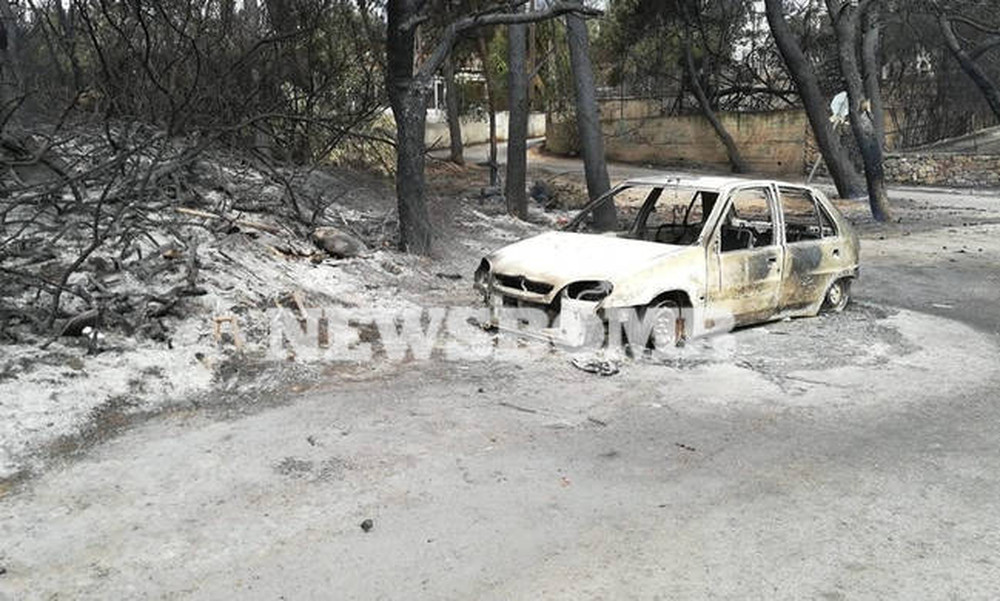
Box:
474;176;860;348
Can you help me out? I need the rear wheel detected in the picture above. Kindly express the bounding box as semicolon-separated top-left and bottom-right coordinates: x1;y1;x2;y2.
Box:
822;278;851;313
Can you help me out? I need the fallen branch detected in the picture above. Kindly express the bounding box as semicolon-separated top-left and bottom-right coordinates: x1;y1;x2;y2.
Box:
175;206;283;235
498;400;540;414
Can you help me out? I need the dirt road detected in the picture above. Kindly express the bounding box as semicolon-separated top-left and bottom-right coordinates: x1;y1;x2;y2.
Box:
2;153;999;599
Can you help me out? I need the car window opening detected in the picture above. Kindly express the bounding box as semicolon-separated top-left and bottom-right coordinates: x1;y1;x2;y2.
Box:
719;187;775;252
780;187;838;243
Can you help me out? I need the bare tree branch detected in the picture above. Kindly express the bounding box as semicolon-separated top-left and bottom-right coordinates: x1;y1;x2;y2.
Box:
416;1;601;81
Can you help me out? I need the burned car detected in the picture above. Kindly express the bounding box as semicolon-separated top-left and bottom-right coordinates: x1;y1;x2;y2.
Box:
474;176;859;348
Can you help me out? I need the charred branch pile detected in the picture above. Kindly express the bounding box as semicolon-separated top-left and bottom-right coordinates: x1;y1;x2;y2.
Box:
0;0;398;343
0;124;389;346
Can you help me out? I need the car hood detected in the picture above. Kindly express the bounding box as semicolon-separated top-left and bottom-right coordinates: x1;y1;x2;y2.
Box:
487;231;686;285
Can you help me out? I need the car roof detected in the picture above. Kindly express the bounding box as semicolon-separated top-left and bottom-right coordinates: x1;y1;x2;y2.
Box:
620;174;811;192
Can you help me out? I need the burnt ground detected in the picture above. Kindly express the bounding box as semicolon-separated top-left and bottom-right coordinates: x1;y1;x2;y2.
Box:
1;152;999;600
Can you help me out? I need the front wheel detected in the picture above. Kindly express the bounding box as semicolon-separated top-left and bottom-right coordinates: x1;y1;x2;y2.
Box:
647;300;685;349
822;278;852;313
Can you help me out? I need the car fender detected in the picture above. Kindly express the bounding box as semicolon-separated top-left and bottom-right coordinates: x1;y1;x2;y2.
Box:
599;246;705;309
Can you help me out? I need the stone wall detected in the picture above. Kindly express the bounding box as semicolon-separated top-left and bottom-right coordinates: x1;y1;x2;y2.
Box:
546;100;1000;187
547;108;812;176
884;153;1000;187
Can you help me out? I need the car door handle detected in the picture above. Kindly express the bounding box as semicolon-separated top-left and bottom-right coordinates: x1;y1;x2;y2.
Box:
768;256;778;263
833;248;840;256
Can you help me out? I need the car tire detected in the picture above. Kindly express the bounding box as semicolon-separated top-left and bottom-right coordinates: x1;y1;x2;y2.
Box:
822;278;851;313
647;299;684;349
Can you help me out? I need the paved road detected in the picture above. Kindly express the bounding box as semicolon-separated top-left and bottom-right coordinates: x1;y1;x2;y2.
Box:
2;153;1000;599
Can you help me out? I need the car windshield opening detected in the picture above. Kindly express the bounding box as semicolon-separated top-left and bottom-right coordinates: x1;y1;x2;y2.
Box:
564;184;718;245
630;186;716;245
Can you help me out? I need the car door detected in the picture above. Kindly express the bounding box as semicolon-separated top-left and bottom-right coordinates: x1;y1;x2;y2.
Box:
776;186;844;312
705;185;784;325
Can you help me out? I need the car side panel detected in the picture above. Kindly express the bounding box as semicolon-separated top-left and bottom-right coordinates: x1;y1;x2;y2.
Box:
777;188;861;315
705;184;785;325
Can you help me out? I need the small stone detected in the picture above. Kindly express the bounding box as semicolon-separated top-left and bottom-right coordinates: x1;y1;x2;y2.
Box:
381;261;403;275
312;227;365;258
480;186;503;199
529;180;555;204
360;518;374;533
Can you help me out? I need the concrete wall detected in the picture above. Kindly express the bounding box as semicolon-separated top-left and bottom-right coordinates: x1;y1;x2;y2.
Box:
884;153;1000;187
547;108;812;176
425;112;546;147
546;100;1000;187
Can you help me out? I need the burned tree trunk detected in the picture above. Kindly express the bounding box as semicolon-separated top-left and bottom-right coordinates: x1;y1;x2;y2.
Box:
443;56;464;165
826;0;891;222
387;0;433;253
505;14;529;219
565;3;616;231
391;89;433;254
862;7;886;144
0;0;23;127
764;0;865;199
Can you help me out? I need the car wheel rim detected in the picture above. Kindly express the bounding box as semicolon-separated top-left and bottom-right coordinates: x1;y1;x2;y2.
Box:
828;284;842;306
825;280;849;311
653;315;673;348
650;302;679;349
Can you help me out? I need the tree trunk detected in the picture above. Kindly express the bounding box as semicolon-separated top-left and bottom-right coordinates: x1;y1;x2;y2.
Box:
251;67;276;160
387;0;433;254
764;0;865;199
939;13;1000;122
221;0;236;29
443;55;464;165
681;31;748;173
392;91;433;254
565;5;616;231
476;34;499;187
0;0;23;127
827;0;890;222
862;7;886;144
55;2;83;94
528;0;537;105
506;15;529;219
